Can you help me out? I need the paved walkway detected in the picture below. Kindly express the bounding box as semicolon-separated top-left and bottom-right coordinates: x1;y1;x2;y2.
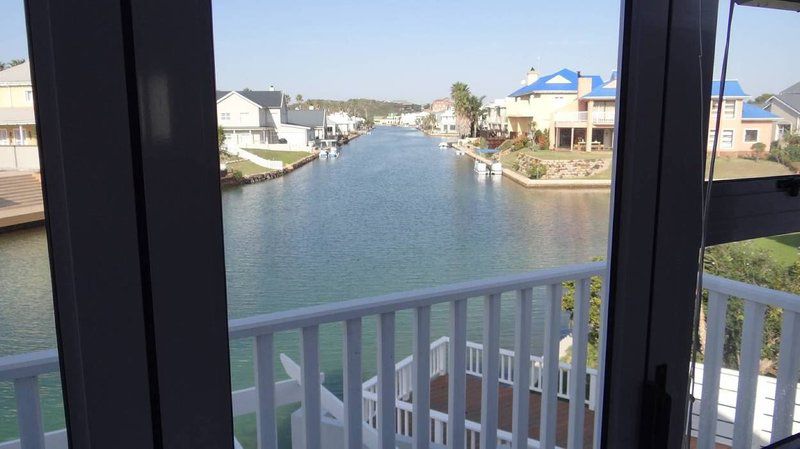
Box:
0;171;44;231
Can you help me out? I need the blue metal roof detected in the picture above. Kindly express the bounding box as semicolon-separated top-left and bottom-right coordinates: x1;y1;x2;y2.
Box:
711;80;747;97
582;80;617;99
509;69;603;97
742;103;779;120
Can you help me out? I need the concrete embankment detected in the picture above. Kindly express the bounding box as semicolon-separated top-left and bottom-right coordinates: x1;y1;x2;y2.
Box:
454;144;611;189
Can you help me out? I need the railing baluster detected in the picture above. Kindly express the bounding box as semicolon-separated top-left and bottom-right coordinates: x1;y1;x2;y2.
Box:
568;279;590;449
512;288;533;449
449;299;468;449
481;293;501;449
254;334;277;449
592;279;607;449
732;301;766;449
344;318;363;449
14;376;45;449
301;325;321;449
771;310;800;442
414;306;432;449
378;312;396;449
541;283;563;449
697;292;727;449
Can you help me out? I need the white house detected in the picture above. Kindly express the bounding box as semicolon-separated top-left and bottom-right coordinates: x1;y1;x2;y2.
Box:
436;107;456;134
481;98;508;136
287;109;327;140
327;112;364;135
216;88;315;151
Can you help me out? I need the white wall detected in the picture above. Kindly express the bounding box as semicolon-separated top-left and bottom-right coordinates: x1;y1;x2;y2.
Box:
0;146;39;170
217;93;262;127
277;124;313;149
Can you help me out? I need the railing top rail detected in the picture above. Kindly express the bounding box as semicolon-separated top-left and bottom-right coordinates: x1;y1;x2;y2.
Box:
0;349;58;382
703;273;800;313
228;262;604;339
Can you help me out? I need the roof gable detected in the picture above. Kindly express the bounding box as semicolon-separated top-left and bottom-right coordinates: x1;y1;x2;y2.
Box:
0;61;31;84
582;79;617;100
510;68;602;97
768;94;800;115
780;81;800;95
216;89;283;108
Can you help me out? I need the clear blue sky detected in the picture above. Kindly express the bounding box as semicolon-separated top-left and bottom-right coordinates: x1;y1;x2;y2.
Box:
0;0;796;104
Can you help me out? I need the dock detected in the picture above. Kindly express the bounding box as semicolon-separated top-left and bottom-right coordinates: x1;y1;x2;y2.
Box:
0;171;44;232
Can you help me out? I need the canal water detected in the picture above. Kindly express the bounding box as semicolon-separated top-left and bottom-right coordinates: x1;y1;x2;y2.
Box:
0;126;611;445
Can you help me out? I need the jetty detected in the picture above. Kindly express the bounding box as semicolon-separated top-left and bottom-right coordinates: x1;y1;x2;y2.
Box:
0;171;44;231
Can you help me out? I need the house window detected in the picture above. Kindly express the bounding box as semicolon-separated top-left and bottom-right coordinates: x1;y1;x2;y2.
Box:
239;112;249;122
25;90;33;103
721;129;734;149
0;129;7;144
743;129;758;143
723;100;735;119
220;112;230;121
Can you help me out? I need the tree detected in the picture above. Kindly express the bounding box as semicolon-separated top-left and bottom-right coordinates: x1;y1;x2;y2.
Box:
217;126;226;151
751;142;766;162
284;94;291;106
451;82;471;136
464;94;485;137
420;113;437;131
242;87;252;92
295;94;304;109
749;93;775;105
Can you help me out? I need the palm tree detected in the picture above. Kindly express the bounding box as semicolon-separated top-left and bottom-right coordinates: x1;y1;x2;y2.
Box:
295;94;304;109
9;59;25;67
450;82;472;136
465;95;486;137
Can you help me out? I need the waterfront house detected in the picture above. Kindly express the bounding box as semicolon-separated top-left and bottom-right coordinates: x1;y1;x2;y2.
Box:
481;99;509;136
216;87;315;150
549;77;778;152
0;61;39;170
506;68;604;139
436;107;457;134
287;109;328;140
764;81;800;140
430;97;454;113
327;111;365;135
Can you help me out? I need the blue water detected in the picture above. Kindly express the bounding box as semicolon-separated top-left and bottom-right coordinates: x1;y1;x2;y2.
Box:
0;126;610;445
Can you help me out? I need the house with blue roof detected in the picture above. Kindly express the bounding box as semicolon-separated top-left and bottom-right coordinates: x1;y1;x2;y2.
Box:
550;76;778;153
505;68;604;141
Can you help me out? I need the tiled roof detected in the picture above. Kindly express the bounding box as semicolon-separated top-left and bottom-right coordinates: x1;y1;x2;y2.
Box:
711;80;747;97
582;80;617;100
0;61;31;84
742;103;779;120
509;69;603;97
216;90;284;108
287;109;325;127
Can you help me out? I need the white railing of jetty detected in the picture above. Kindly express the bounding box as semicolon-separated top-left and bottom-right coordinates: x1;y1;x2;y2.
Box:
2;262;800;449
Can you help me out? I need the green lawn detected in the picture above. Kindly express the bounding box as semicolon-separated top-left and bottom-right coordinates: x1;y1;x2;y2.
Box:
226;160;272;176
708;157;792;180
750;234;800;266
245;149;311;166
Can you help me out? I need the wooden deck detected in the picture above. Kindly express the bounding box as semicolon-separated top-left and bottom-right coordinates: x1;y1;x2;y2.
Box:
423;374;728;449
0;172;44;231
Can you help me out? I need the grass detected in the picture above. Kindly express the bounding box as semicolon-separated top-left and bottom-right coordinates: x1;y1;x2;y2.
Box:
708;157;792;180
226;160;273;176
245;149;311;166
749;233;800;266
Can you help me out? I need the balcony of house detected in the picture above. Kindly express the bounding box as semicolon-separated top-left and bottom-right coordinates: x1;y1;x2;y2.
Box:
554;111;589;127
2;262;799;449
590;110;615;126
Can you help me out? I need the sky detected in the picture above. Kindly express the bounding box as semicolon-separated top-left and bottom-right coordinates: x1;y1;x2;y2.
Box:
0;0;797;104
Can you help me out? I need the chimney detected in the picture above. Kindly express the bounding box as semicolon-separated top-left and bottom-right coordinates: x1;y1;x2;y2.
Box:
525;67;539;85
577;73;593;97
268;84;275;91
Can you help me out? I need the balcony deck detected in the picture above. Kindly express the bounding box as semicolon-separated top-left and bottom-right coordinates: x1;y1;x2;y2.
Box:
424;374;730;449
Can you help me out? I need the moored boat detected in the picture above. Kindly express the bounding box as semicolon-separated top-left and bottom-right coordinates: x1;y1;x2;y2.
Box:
490;162;503;175
474;161;488;175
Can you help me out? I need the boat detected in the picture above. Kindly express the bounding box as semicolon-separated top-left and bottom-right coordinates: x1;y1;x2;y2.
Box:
490;162;503;175
438;142;449;149
319;149;329;159
455;150;464;156
329;146;340;158
474;161;488;175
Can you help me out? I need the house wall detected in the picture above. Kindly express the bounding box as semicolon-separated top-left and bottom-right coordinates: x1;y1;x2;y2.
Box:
276;124;313;149
765;100;800;138
217;94;262;128
506;93;577;135
0;85;34;108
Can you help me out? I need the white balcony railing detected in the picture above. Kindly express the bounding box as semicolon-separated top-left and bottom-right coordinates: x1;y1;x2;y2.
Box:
591;111;615;125
554;111;588;124
2;261;800;449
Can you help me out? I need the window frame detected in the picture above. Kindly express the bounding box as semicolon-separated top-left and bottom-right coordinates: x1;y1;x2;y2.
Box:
743;128;759;143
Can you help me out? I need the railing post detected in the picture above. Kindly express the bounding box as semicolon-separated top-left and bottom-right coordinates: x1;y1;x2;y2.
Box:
512;288;533;449
697;292;727;449
413;306;432;449
254;334;277;449
771;310;800;442
540;283;563;449
480;294;501;449
567;278;590;449
343;318;363;449
14;376;45;449
449;299;468;449
732;301;766;449
378;312;396;449
301;326;321;449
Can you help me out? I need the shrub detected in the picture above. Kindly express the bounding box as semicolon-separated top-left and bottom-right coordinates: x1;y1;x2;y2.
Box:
532;129;550;150
473;137;488;149
512;162;520;171
527;161;547;179
511;135;530;152
751;142;766;162
231;170;244;182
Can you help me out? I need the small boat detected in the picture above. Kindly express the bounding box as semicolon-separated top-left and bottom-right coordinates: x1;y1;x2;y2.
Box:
319;149;329;159
329;146;340;158
455;150;464;156
439;142;450;149
474;161;488;175
490;162;503;175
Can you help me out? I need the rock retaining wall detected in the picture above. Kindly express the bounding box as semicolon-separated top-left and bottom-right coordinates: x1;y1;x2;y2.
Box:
221;152;318;187
513;153;609;179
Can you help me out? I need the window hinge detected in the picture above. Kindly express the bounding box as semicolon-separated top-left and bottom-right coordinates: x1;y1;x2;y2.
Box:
639;365;672;449
776;177;800;197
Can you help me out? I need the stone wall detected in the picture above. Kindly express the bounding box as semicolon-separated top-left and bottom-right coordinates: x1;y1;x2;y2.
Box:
513;153;610;179
221;152;318;186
